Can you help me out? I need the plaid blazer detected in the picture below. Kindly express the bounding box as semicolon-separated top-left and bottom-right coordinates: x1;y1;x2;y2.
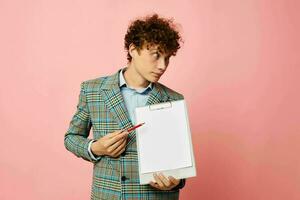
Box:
64;69;185;200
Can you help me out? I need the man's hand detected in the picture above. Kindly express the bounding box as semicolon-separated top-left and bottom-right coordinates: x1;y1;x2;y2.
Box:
149;173;180;190
91;130;129;157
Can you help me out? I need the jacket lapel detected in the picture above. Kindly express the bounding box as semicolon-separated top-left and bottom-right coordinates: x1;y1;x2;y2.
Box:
99;70;133;131
146;82;170;106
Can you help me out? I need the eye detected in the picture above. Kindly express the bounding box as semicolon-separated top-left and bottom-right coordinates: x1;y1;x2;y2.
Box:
153;52;160;59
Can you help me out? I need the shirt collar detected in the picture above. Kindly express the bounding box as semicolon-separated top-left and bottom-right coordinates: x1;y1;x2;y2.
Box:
119;67;153;93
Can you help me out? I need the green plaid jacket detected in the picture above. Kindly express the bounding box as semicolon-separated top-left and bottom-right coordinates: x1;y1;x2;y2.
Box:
64;69;185;200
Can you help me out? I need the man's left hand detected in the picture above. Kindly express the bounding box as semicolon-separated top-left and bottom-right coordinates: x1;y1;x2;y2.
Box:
149;173;180;190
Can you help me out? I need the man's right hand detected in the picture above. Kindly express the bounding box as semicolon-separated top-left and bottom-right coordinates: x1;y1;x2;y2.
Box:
91;130;129;158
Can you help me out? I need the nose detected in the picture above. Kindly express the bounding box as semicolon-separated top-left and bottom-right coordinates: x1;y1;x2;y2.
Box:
157;57;168;71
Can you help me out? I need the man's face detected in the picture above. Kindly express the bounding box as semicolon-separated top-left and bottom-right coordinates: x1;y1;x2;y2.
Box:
130;44;171;83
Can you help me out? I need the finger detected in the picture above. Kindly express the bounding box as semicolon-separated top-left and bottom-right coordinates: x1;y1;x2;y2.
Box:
158;173;171;188
153;173;165;188
114;147;126;157
107;138;125;153
107;130;124;138
107;131;128;146
112;139;127;157
110;138;127;156
149;181;160;189
168;176;180;185
112;131;128;139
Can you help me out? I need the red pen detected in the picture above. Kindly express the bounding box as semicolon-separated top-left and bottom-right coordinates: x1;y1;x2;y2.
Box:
126;122;145;132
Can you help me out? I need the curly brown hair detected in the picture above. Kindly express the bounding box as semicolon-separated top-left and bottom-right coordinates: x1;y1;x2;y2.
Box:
124;14;183;62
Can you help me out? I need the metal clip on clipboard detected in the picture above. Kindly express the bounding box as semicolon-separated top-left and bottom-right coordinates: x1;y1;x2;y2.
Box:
149;101;172;111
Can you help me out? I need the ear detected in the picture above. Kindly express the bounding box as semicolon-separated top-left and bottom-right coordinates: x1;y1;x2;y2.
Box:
129;43;139;59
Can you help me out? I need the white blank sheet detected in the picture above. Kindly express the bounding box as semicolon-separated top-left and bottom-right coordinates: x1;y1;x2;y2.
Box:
135;100;192;174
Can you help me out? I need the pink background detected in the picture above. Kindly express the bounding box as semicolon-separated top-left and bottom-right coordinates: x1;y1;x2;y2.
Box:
1;0;299;199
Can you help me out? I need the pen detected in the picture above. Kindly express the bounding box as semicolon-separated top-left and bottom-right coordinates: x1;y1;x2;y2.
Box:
127;122;145;132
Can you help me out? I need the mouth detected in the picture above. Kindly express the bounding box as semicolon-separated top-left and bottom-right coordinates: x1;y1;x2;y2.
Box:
152;72;163;77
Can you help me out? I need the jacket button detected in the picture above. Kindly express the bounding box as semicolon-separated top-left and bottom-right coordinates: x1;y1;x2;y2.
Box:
121;176;127;181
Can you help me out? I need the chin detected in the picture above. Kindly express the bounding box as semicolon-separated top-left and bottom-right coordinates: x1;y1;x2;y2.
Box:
150;77;160;83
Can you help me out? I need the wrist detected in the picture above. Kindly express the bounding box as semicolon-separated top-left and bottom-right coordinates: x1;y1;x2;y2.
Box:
91;141;103;156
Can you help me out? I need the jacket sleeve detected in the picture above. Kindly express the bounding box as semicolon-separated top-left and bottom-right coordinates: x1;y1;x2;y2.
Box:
172;178;186;190
64;82;96;163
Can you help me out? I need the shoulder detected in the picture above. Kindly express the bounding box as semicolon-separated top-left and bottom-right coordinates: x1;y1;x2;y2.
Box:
81;77;103;89
156;82;184;100
79;77;102;93
80;74;113;92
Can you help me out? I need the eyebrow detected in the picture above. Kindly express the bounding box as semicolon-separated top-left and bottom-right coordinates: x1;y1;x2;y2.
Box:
151;50;171;58
150;49;166;55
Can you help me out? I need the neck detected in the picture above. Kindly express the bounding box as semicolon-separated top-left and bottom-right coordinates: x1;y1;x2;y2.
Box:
123;63;150;88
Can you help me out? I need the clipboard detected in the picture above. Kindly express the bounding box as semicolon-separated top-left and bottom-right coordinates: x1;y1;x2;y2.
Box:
135;99;196;184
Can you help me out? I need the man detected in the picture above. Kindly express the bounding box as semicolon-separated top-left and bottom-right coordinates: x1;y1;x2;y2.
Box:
64;14;186;200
